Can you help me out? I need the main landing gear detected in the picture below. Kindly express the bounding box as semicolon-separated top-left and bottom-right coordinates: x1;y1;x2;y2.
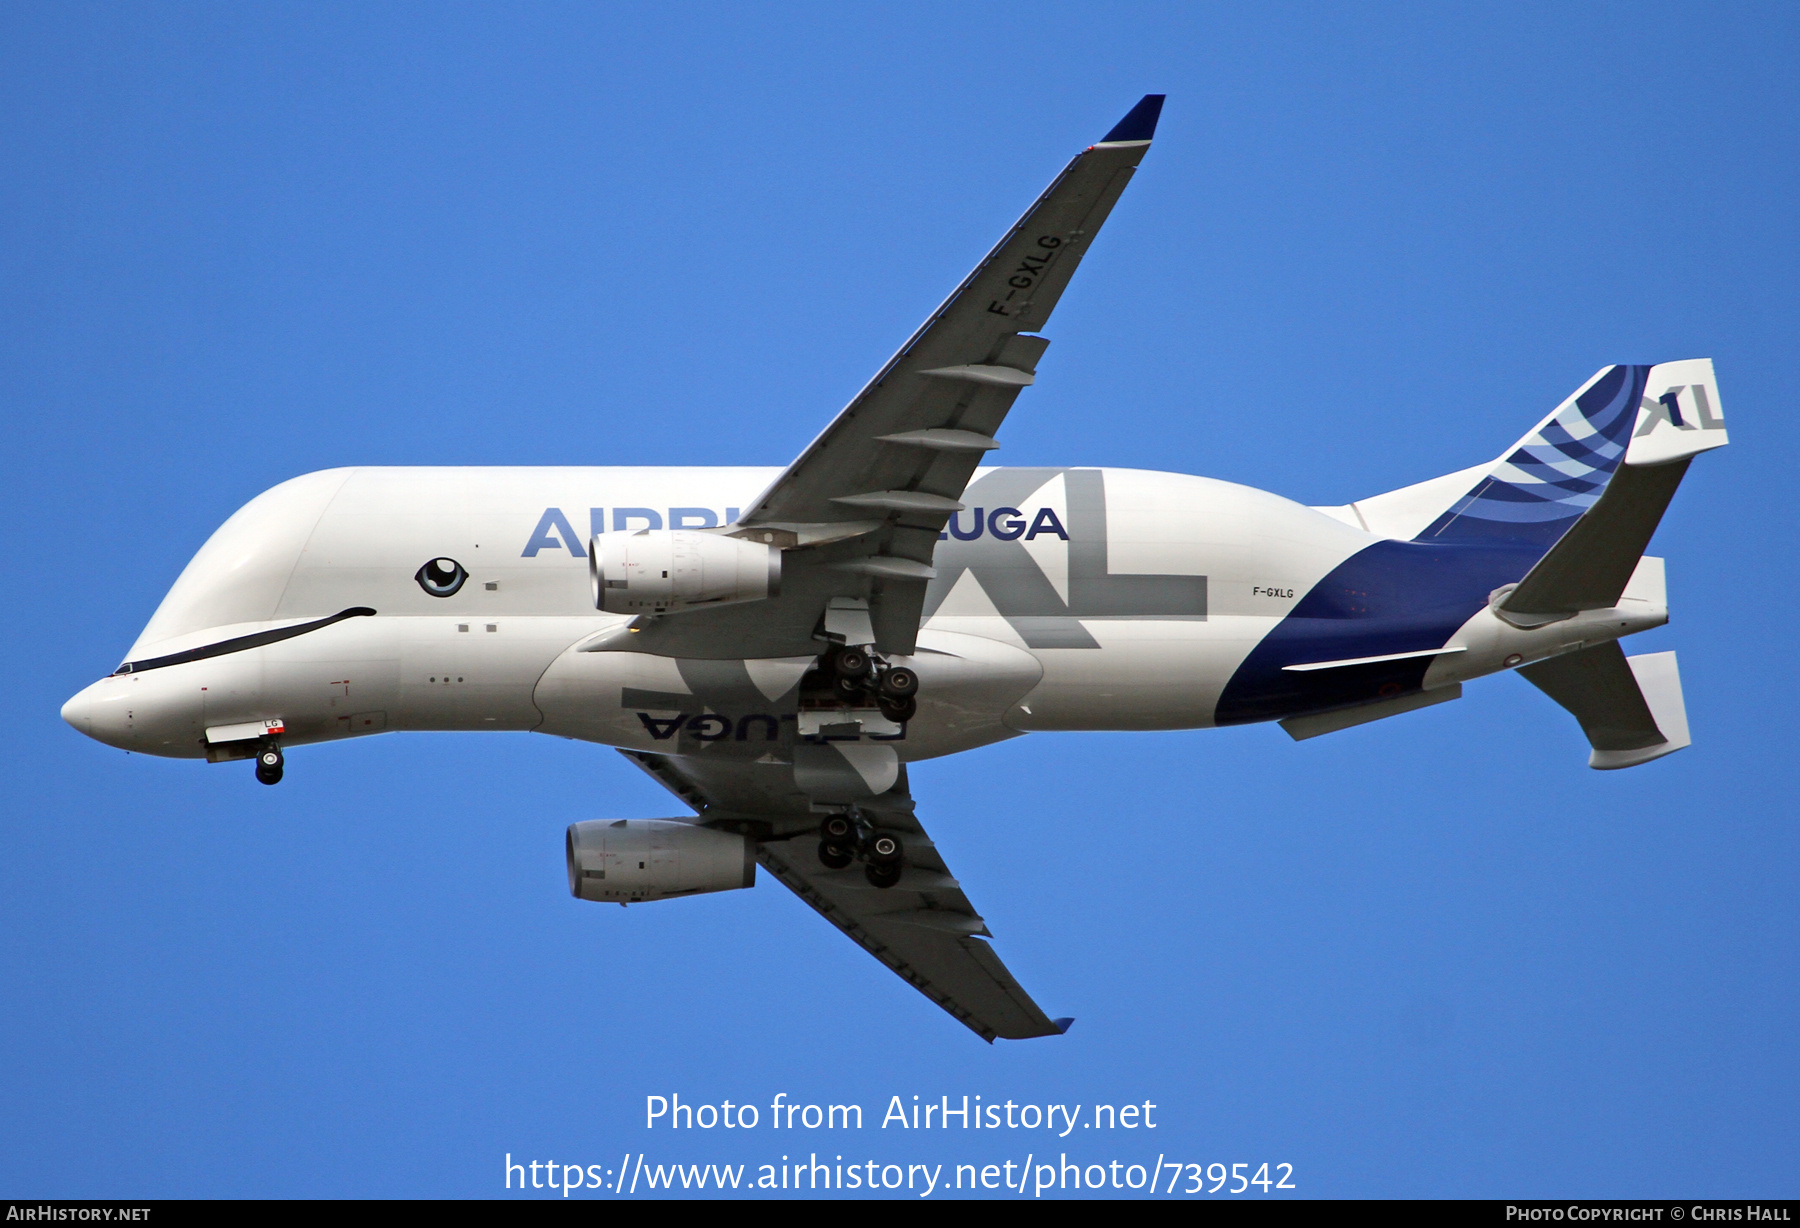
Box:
804;644;920;724
817;812;906;888
803;644;918;886
818;813;855;868
255;744;284;786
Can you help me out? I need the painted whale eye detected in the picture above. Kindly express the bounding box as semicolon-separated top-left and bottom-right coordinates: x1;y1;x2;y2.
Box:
415;557;468;597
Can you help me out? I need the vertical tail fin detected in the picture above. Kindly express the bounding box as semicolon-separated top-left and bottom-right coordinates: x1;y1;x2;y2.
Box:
1341;360;1726;551
1417;363;1649;547
1495;359;1727;623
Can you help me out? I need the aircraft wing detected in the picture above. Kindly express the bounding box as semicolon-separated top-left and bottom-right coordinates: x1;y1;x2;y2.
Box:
616;96;1163;661
620;748;1067;1042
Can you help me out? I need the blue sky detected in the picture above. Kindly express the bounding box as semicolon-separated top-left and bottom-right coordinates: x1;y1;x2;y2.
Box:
2;1;1795;1198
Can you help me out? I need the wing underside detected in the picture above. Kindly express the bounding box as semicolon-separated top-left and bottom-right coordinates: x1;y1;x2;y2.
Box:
614;96;1164;661
620;749;1065;1042
588;99;1169;1037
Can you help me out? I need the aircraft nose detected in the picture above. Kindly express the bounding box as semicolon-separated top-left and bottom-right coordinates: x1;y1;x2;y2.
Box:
61;668;206;755
61;683;97;737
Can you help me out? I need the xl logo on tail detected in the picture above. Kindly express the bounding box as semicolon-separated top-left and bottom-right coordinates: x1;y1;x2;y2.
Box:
1625;361;1728;467
1636;384;1725;435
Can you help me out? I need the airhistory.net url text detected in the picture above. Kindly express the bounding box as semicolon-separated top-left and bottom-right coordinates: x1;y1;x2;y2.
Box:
505;1152;1297;1197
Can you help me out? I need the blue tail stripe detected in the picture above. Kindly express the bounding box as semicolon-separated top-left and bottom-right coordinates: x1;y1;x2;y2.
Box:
1215;539;1540;725
1461;486;1605;514
1488;468;1609;497
1517;432;1626;466
1414;365;1648;548
1217;363;1658;724
1500;451;1612;480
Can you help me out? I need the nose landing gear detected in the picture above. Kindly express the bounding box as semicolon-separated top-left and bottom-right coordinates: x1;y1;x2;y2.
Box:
254;745;284;786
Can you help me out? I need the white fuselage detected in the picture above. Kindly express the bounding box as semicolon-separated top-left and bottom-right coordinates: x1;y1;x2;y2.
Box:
61;465;1667;764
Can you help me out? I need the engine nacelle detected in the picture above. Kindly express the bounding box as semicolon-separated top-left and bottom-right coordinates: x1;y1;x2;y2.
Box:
591;530;780;615
566;818;755;904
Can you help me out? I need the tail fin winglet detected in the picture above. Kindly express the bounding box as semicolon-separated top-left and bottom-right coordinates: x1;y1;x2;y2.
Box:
1626;358;1729;466
1519;645;1691;769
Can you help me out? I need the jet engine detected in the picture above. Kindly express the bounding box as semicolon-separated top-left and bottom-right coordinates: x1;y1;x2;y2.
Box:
591;530;780;615
566;818;756;904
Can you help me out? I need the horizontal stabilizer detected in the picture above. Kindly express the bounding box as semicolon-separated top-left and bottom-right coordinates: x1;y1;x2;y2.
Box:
1281;684;1461;741
1519;646;1690;769
1497;457;1691;624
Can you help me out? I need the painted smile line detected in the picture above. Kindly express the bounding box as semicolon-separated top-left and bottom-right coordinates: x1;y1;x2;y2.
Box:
114;607;377;675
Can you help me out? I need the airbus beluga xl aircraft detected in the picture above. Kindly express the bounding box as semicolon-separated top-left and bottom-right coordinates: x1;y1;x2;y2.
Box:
62;96;1727;1040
